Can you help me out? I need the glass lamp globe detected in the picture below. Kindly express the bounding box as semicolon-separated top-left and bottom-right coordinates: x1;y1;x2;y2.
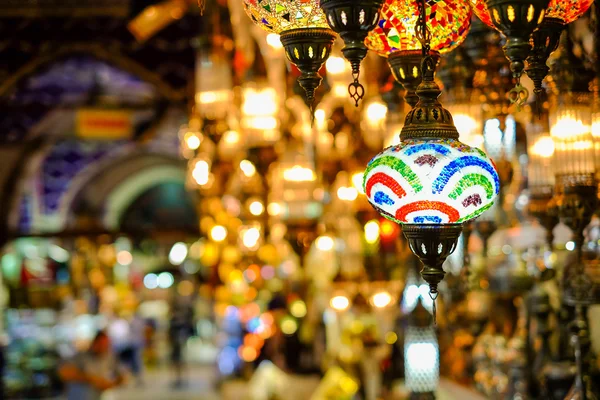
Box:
363;138;500;224
242;0;336;105
364;0;472;107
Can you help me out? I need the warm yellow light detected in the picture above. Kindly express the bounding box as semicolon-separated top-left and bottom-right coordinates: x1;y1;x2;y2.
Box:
280;317;298;335
196;90;230;105
385;331;398;344
242;227;261;249
371;291;393;308
249;201;264;216
283;165;316;182
531;136;555;158
222;130;240;145
330;295;350;311
290;300;307;318
366;101;388;124
326;56;347;75
210;225;227;242
337;186;358;201
192;159;210;185
339;376;359;394
351;172;364;194
266;33;283;49
267;202;282;216
364;220;380;244
240;159;256;177
242;87;278;116
315;235;335;251
184;132;201;150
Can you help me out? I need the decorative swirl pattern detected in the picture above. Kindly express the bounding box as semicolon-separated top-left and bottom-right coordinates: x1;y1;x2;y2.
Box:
363;139;500;224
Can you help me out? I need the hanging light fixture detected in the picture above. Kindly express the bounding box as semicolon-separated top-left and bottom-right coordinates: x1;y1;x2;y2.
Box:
319;0;384;106
471;0;550;108
365;0;472;107
525;0;593;102
242;0;336;107
525;115;558;250
363;0;500;322
404;298;439;398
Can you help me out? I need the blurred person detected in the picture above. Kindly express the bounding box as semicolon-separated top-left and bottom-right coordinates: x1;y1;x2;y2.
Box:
59;331;126;400
129;312;146;385
168;300;195;387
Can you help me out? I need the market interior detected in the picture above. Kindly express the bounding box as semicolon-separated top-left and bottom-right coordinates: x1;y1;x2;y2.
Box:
1;0;600;399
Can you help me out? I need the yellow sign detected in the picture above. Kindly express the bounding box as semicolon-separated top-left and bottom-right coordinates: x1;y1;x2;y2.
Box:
76;109;132;140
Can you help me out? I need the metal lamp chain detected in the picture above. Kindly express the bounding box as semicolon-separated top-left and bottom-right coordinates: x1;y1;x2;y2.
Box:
415;0;431;57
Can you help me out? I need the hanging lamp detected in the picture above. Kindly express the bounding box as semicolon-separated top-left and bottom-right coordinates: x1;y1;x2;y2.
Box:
242;0;336;107
364;0;472;108
526;0;593;101
320;0;385;106
471;0;550;108
363;0;500;322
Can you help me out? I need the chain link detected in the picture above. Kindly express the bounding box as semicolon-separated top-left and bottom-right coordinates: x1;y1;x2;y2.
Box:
415;0;431;56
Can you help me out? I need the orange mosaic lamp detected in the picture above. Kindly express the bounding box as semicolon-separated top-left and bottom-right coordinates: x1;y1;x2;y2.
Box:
365;0;472;107
242;0;336;106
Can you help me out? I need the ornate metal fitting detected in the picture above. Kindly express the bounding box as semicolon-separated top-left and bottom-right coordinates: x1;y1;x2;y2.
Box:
388;50;440;108
486;0;551;104
399;54;460;141
321;0;384;107
280;28;337;107
402;223;462;323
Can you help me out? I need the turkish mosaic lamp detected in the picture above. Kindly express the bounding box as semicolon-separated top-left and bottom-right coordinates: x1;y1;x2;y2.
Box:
364;0;472;107
363;56;500;320
242;0;336;106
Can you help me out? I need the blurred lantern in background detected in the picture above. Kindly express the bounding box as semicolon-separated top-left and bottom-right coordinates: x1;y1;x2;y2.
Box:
549;92;595;177
241;0;336;106
405;298;439;398
361;97;388;150
196;51;233;120
270;148;322;222
241;82;280;147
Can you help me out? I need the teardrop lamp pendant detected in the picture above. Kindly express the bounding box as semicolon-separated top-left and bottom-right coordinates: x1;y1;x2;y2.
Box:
320;0;385;107
280;28;337;110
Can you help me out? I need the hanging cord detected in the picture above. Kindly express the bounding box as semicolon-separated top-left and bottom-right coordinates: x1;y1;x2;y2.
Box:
415;0;431;58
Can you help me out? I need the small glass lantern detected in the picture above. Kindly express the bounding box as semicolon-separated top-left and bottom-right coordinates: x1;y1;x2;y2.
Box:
405;298;439;398
526;119;555;193
241;83;280;147
549;92;595;176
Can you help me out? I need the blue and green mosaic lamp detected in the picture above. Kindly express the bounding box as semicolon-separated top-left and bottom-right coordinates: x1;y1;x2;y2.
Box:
363;55;500;321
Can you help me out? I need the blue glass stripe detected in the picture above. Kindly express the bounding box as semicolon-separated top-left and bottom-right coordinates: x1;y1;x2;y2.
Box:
414;216;443;223
432;156;500;194
404;143;450;156
374;191;395;206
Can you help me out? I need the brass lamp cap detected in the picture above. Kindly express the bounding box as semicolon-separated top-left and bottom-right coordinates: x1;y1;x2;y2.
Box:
400;56;459;141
